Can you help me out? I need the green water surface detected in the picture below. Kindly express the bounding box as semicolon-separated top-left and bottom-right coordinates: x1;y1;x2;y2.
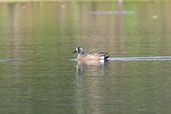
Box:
0;1;171;114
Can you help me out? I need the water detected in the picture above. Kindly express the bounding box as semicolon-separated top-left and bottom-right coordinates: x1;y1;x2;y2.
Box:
0;1;171;114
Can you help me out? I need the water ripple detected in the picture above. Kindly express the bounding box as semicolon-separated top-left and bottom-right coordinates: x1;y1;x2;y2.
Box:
0;59;25;62
89;11;136;15
108;56;171;61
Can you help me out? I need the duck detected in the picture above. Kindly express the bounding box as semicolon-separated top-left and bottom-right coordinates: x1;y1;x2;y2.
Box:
72;47;109;60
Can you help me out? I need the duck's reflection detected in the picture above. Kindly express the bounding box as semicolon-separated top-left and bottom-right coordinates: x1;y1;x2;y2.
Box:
75;60;109;114
76;59;108;76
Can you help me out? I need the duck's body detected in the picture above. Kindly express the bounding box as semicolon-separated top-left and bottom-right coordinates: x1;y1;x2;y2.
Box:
72;47;109;60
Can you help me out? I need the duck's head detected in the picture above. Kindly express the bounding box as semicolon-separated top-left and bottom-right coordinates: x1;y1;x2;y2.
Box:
72;47;84;54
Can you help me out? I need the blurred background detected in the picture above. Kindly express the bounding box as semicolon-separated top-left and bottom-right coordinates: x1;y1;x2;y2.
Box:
0;0;171;114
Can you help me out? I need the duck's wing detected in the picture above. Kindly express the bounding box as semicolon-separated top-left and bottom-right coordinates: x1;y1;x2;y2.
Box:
86;52;109;60
98;52;110;59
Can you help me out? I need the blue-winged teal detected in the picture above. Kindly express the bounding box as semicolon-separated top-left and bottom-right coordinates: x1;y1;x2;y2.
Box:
72;47;109;60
